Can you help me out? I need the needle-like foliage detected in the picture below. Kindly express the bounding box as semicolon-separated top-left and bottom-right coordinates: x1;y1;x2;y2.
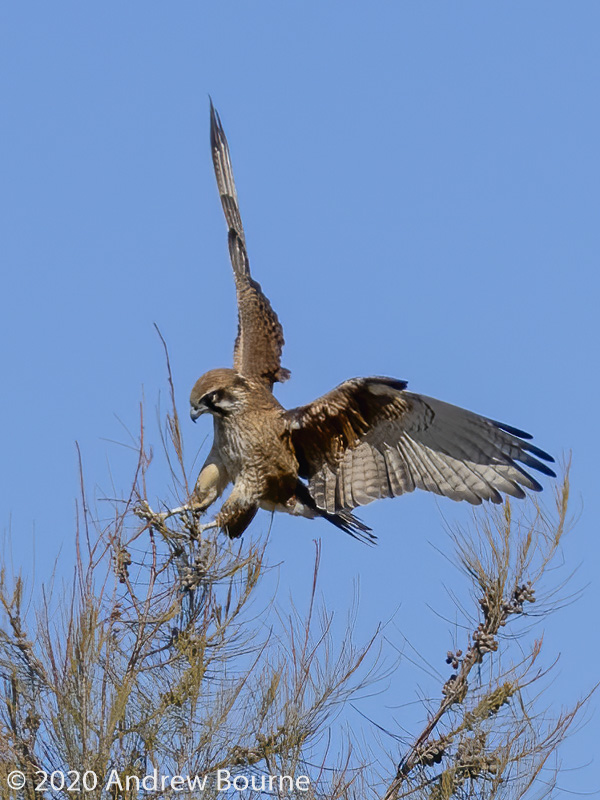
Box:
0;357;591;799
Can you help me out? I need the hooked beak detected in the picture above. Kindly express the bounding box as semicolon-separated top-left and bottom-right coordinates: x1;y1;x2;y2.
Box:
190;406;204;422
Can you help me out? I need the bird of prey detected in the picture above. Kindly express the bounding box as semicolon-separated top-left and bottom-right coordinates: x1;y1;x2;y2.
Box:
145;102;555;542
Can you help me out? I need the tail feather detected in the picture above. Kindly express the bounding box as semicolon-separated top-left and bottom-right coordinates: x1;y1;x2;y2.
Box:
319;507;377;544
295;480;376;544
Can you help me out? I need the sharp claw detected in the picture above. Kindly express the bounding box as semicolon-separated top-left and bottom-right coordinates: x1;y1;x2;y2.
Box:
134;501;211;540
133;501;172;526
197;521;219;535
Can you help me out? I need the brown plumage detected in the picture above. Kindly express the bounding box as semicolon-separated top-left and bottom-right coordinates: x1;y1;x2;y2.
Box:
159;102;555;542
210;104;290;389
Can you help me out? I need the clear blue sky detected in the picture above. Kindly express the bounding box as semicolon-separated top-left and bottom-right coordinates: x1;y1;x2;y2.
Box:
1;3;598;792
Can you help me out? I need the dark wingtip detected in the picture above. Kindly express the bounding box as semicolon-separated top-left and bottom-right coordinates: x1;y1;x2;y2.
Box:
492;420;533;440
531;461;557;478
381;377;409;392
512;464;545;492
209;99;223;148
492;418;556;476
366;377;409;394
523;441;555;464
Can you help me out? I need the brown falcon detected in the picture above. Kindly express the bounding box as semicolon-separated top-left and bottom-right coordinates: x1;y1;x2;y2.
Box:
146;102;555;542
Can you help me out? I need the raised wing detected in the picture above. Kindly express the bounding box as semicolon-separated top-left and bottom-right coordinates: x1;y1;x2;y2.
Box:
210;100;289;389
284;378;555;512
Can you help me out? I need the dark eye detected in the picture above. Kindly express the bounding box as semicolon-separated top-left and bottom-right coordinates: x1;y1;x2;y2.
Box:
202;391;220;410
203;389;231;415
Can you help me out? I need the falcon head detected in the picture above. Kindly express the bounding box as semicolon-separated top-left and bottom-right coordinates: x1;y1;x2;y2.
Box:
189;368;249;421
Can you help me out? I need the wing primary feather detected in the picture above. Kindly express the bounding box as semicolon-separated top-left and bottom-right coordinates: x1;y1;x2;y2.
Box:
427;422;536;497
415;428;508;501
492;420;555;465
521;441;556;466
512;449;556;477
416;442;501;503
228;229;250;276
290;382;555;513
209;98;245;242
506;461;544;493
492;420;533;439
209;100;289;387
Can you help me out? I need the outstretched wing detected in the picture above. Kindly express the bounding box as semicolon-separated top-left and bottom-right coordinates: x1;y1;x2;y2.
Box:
284;377;555;512
210;100;289;389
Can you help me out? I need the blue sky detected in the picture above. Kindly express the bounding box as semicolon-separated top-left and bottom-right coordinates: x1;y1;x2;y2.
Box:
1;2;598;792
